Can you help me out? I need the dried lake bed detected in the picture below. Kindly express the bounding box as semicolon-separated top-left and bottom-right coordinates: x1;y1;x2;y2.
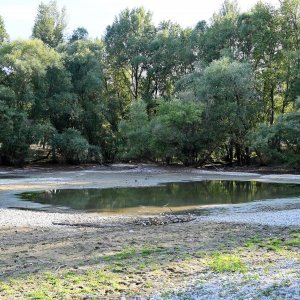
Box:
0;165;299;299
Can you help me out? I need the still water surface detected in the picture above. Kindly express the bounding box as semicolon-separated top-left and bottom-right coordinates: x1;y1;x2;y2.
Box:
18;180;300;214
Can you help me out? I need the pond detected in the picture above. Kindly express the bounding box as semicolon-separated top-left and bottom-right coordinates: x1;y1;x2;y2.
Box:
18;180;300;214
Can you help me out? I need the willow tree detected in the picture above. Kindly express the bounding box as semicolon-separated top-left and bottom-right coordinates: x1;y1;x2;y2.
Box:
105;8;155;101
32;0;67;47
196;58;258;165
0;40;61;165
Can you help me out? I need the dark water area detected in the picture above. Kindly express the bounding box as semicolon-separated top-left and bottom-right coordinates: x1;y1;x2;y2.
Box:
18;180;300;213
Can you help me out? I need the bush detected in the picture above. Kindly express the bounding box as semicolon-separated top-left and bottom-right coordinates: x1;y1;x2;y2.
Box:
150;99;203;165
53;129;91;164
0;103;34;166
250;112;300;165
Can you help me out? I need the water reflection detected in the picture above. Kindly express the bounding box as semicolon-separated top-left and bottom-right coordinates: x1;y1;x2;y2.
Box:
18;180;300;213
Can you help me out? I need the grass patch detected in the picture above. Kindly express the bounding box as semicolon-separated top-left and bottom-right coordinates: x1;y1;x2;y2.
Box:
245;234;300;251
209;254;247;273
244;236;282;251
263;239;283;251
25;290;51;300
103;247;136;261
286;232;300;246
0;269;127;299
140;245;164;256
286;239;300;246
244;236;262;247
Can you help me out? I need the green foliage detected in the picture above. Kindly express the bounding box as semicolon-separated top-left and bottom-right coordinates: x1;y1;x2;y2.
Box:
209;253;247;273
0;1;299;167
32;0;67;47
0;103;34;165
150;99;203;165
119;100;151;160
53;129;92;164
69;27;88;43
61;39;104;96
0;15;8;43
105;7;155;100
148;21;195;100
191;0;239;63
0;39;61;112
195;58;258;165
250;109;300;165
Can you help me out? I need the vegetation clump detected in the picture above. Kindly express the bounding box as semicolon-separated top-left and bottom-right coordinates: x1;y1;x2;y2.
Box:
209;253;247;273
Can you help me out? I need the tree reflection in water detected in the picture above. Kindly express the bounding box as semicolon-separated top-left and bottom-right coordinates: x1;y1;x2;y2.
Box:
19;181;300;212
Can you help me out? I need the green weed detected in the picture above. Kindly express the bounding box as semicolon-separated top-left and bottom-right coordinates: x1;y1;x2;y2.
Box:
209;254;247;273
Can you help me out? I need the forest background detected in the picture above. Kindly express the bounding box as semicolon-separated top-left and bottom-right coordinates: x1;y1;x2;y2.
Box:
0;0;299;167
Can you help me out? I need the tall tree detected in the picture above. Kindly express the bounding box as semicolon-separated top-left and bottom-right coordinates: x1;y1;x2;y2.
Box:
32;0;67;47
277;0;300;112
196;58;258;165
61;39;117;161
0;40;61;164
0;15;8;43
105;7;155;100
249;2;281;124
147;21;195;101
192;0;240;64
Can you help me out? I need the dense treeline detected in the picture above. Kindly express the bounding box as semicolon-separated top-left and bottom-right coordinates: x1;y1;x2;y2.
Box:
0;0;299;166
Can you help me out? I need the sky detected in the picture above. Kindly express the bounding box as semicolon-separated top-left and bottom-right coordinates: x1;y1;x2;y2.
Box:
1;0;280;40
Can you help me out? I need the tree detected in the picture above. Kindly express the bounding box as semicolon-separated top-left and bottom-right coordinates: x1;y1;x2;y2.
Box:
0;39;61;111
196;58;258;165
118;100;151;160
150;99;203;165
0;40;61;165
105;8;155;100
53;128;91;164
245;2;281;125
69;27;88;43
0;102;38;166
60;39;119;162
32;0;67;47
250;101;300;165
277;0;300;112
192;0;240;64
147;21;195;101
0;15;8;43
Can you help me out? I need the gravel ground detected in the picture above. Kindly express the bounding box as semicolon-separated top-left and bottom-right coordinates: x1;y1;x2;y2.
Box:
0;197;299;228
205;208;300;227
0;208;124;227
151;266;300;300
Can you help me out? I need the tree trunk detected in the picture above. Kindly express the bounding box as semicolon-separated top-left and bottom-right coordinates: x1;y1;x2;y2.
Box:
270;86;275;125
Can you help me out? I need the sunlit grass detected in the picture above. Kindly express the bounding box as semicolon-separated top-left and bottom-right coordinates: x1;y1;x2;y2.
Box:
209;253;247;273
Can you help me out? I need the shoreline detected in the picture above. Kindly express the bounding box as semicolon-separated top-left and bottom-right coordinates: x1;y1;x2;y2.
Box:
0;164;299;228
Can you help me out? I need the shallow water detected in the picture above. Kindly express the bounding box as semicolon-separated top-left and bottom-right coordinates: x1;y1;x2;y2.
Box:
18;180;300;214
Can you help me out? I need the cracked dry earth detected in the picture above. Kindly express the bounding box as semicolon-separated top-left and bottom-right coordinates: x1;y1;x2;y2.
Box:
0;219;299;299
